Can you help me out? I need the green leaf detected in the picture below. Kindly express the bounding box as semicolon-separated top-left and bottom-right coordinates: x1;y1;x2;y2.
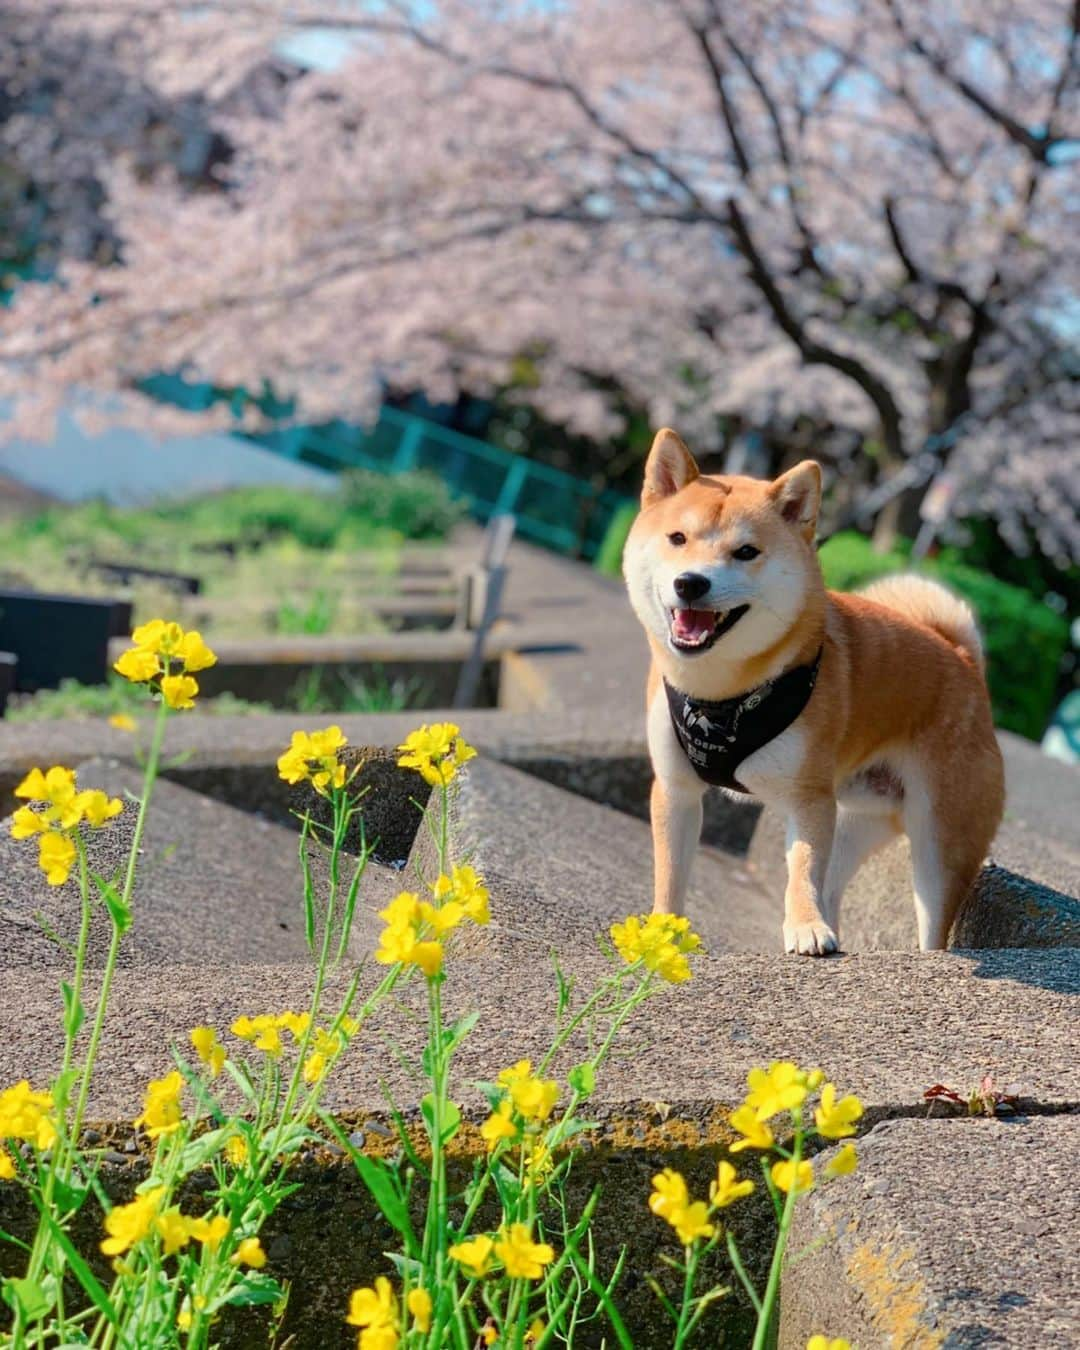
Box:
176;1128;232;1174
51;1176;90;1219
444;1010;479;1056
552;951;574;1019
568;1062;596;1098
350;1153;413;1239
61;981;85;1039
99;882;132;935
2;1275;53;1321
223;1273;284;1308
420;1094;461;1147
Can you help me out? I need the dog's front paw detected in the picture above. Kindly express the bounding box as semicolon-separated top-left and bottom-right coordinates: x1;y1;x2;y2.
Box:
783;920;839;956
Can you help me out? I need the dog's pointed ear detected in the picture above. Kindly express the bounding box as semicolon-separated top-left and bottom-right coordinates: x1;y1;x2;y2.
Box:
769;460;821;540
642;428;699;508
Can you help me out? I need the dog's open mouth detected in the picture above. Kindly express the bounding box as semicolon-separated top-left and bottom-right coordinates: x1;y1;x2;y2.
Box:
669;604;750;653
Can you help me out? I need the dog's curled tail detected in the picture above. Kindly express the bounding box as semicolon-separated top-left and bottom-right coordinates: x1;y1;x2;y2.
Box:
860;573;985;670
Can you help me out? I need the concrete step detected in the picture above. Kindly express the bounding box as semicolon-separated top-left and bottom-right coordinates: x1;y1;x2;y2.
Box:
0;759;394;969
782;1116;1079;1349
408;755;780;953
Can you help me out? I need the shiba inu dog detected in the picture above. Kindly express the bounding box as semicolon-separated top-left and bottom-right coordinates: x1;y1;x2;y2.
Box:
624;429;1005;954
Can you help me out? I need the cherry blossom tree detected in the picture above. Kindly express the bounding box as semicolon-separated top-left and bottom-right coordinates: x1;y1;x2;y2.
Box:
1;1;1077;559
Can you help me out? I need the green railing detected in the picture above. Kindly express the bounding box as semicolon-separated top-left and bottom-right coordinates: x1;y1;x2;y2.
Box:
142;373;635;559
256;408;635;560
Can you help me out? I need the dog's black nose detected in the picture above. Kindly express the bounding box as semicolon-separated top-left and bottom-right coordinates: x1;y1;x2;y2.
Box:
674;572;711;602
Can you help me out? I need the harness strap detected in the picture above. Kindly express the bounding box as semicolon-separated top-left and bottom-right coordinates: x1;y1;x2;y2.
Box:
664;648;823;794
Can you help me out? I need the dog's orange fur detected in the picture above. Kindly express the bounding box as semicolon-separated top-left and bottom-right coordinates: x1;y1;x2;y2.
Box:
626;429;1005;953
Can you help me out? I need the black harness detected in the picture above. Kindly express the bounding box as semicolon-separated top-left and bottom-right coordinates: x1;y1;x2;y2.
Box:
664;649;823;794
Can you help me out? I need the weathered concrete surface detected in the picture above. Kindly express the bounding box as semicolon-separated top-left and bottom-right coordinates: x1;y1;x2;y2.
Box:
0;759;395;969
417;755;777;953
781;1116;1080;1349
2;949;1076;1124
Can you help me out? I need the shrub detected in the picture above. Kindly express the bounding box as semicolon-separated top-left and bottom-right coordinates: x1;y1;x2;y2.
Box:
594;501;639;578
819;532;1070;741
341;468;467;541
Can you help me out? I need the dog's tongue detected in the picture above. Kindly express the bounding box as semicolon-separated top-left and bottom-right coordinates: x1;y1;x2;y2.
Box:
672;608;716;643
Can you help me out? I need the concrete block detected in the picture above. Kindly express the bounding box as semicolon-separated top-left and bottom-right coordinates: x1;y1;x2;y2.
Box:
781;1117;1080;1349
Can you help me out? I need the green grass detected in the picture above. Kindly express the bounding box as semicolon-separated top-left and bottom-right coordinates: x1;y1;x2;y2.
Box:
7;668;431;722
5;677;273;722
0;471;466;640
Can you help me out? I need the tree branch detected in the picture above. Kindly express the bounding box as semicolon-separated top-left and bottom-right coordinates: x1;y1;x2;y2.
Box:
726;198;905;458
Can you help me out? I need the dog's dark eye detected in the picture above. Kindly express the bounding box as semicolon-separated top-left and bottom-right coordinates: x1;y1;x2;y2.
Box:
668;532;687;546
732;544;760;561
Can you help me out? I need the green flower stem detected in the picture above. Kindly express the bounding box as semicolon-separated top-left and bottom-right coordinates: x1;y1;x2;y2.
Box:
15;699;169;1342
725;1229;762;1314
70;694;169;1148
536;968;635;1078
751;1122;804;1350
672;1241;700;1348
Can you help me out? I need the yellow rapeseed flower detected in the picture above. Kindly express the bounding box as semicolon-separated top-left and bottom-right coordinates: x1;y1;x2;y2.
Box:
230;1236;267;1268
10;768;122;885
134;1070;185;1140
522;1139;554;1187
494;1223;555;1279
814;1084;864;1140
824;1143;858;1179
0;1080;58;1150
610;913;703;984
374;923;442;977
37;831;76;886
449;1233;495;1278
303;1050;327;1085
771;1158;814;1195
648;1168;689;1221
187;1214;230;1249
669;1199;715;1246
190;1026;226;1077
346;1277;397;1329
433;865;491;925
497;1060;533;1088
114;647;160;683
155;1208;192;1257
161;674;198;710
0;1148;15;1180
379;892;422;928
418;898;466;935
729;1104;775;1153
100;1186;165;1256
744;1062;810;1121
75;789;123;829
108;713;137;732
276;726;349;794
276;1010;312;1041
113;619;216;704
178;631;217;672
508;1072;559;1123
225;1135;249;1168
10;806;47;839
230;1014;283;1056
406;1288;432;1332
710;1160;755;1208
480;1099;517;1150
396;722;477;788
807;1338;852;1350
